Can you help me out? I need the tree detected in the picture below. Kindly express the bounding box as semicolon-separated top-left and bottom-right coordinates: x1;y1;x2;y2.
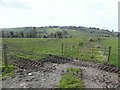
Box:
43;35;47;38
56;32;62;38
39;32;41;38
30;27;37;38
118;33;120;37
50;33;54;38
2;31;5;38
21;32;24;38
70;36;72;38
10;31;14;38
54;33;57;38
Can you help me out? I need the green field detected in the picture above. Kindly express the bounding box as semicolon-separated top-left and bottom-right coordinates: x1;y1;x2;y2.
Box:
2;37;119;67
1;27;119;81
2;38;87;60
1;26;119;67
100;37;119;67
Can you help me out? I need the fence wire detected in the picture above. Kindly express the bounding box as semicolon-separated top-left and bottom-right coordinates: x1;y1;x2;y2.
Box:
2;42;111;66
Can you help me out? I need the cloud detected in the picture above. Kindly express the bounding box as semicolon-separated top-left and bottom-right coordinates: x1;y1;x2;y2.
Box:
0;0;119;31
0;0;31;9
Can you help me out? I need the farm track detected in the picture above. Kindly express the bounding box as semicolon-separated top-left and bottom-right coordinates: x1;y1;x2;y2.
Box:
13;55;120;75
2;55;120;88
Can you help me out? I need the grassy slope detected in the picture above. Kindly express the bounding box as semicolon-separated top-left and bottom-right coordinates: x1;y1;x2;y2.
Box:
2;27;116;37
100;37;119;67
2;37;112;63
2;27;119;67
3;38;88;60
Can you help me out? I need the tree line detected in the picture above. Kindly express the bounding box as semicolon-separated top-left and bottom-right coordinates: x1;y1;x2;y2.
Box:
1;27;71;38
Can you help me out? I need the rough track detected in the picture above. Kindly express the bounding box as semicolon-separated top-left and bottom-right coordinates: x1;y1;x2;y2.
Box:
2;55;120;88
13;55;120;74
44;55;120;74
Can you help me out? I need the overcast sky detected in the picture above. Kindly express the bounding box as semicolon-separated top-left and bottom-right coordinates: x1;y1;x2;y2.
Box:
0;0;119;31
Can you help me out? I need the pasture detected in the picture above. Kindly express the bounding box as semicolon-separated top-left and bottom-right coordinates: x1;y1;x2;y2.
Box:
2;37;119;67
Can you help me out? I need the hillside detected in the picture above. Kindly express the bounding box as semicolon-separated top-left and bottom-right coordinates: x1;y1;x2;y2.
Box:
1;26;119;38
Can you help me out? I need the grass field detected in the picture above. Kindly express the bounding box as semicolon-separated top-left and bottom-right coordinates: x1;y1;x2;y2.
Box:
100;37;119;67
2;37;119;67
2;38;87;60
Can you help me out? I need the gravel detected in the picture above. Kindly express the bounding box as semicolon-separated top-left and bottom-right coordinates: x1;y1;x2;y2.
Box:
2;61;120;88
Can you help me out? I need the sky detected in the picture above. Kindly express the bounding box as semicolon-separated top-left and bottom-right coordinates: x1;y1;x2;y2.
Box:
0;0;119;31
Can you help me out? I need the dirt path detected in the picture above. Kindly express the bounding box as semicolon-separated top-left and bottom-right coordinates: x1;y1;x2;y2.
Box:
2;61;119;88
80;67;119;88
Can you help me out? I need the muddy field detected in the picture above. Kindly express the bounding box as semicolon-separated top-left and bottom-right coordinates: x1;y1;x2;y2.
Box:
2;58;120;88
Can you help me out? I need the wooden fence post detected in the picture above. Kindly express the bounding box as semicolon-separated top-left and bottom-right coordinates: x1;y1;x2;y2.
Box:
61;43;63;56
3;44;8;67
108;46;111;62
104;45;106;55
91;48;93;57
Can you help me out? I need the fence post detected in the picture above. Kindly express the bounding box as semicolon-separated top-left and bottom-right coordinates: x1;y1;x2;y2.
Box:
61;43;63;56
3;44;8;67
72;44;74;49
108;46;111;62
91;48;93;58
78;41;81;59
104;45;106;55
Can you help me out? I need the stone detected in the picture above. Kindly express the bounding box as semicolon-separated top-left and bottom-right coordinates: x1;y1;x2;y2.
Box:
23;69;26;71
28;73;33;76
34;79;39;81
19;75;25;78
19;78;22;81
42;79;46;82
42;74;44;76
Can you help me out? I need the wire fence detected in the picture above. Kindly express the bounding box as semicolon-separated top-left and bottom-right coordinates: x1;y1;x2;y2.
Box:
62;43;110;63
2;42;111;67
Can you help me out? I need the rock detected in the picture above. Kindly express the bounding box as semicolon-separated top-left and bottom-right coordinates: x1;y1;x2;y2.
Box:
54;79;56;81
26;78;33;82
19;75;25;78
16;69;23;73
19;78;22;81
28;73;32;76
23;69;26;71
42;74;44;76
19;72;24;75
34;79;39;81
43;70;47;73
20;82;26;88
42;79;46;81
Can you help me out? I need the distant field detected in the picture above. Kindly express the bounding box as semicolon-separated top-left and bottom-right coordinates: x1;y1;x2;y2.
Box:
2;37;119;67
2;38;87;60
1;25;119;67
